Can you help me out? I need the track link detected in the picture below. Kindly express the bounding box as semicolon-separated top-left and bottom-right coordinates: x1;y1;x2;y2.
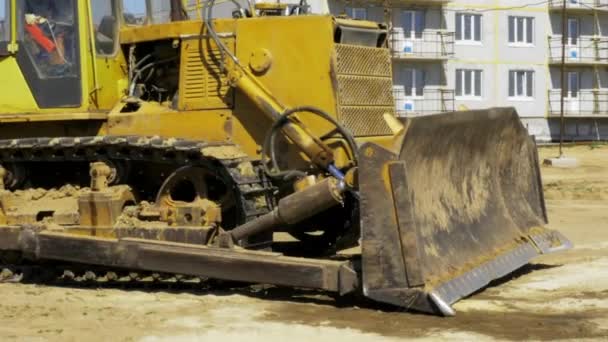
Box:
0;135;275;289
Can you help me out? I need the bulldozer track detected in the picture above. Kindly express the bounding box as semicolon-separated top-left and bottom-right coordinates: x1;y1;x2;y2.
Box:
0;136;275;289
0;135;275;222
0;262;214;289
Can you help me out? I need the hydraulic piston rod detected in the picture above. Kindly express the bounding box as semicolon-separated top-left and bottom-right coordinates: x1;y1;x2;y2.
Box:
227;178;344;243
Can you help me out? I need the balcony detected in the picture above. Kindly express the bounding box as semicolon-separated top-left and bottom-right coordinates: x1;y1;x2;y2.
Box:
390;30;454;61
548;36;608;65
393;88;455;117
548;90;608;117
548;0;608;12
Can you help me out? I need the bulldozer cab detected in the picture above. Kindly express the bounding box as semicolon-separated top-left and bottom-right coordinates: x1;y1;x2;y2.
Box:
0;0;82;109
0;0;127;113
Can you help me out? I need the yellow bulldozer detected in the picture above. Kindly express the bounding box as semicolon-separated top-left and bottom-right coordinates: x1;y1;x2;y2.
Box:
0;0;570;315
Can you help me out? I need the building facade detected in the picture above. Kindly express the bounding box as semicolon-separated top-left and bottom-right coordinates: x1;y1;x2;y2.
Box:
330;0;608;141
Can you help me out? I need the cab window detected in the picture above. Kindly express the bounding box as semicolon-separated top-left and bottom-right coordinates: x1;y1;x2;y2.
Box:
17;0;81;108
21;0;78;79
0;0;10;54
92;0;118;55
122;0;172;26
122;0;147;25
149;0;171;24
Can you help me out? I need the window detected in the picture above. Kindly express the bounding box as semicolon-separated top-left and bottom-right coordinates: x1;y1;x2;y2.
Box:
22;0;79;79
455;69;482;98
122;0;147;25
20;0;81;108
456;13;481;42
565;71;579;98
92;1;118;55
0;0;9;45
403;68;425;97
508;70;534;98
346;7;367;20
149;0;171;24
567;18;579;46
402;10;425;39
508;16;533;45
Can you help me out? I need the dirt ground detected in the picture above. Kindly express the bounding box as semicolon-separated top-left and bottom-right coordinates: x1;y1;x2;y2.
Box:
0;144;607;341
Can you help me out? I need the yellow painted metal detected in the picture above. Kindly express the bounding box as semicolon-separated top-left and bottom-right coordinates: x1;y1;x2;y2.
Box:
1;7;396;171
107;101;232;143
0;57;39;113
120;20;236;45
230;15;340;159
178;37;234;111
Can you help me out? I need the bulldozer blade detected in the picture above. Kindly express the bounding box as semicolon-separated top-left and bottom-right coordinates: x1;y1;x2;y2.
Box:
358;107;571;316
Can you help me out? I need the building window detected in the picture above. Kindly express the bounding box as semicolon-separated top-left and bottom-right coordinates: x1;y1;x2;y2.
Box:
455;69;482;98
402;10;425;39
455;13;482;42
346;7;367;20
508;16;534;45
567;18;579;46
402;68;425;97
565;71;579;98
508;70;534;98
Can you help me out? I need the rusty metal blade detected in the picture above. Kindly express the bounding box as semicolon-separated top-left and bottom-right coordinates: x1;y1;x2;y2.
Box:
359;108;571;315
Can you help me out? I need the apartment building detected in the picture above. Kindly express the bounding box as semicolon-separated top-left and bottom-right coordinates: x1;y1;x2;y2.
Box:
329;0;608;141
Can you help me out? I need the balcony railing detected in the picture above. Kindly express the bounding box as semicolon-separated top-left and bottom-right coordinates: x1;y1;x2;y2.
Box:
548;90;608;117
548;0;608;11
390;30;454;60
548;36;608;64
393;88;455;117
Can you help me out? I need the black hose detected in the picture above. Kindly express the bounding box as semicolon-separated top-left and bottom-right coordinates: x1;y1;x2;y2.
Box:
262;106;358;180
129;57;178;96
133;54;153;72
203;0;240;71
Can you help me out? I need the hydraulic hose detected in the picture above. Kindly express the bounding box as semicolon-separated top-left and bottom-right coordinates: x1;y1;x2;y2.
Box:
262;106;358;180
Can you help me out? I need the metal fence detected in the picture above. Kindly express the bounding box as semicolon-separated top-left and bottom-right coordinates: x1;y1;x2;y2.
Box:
548;89;608;117
390;31;455;60
393;88;455;117
548;36;608;64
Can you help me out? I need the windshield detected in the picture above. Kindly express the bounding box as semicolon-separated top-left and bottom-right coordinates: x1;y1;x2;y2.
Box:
21;0;78;78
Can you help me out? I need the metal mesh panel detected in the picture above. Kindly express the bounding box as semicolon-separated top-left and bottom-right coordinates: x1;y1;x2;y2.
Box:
338;76;394;106
334;44;395;136
339;107;394;137
335;44;392;77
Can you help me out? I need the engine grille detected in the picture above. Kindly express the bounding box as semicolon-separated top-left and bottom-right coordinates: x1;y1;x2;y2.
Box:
178;38;234;111
334;44;395;137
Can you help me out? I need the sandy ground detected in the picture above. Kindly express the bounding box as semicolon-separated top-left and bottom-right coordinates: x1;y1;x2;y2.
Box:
0;144;607;341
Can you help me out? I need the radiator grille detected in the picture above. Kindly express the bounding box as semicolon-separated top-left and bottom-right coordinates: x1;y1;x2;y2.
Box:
334;44;395;137
179;38;234;110
335;44;392;77
339;107;396;137
337;75;394;106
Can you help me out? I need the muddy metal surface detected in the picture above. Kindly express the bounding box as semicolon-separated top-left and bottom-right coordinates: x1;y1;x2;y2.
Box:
0;145;607;341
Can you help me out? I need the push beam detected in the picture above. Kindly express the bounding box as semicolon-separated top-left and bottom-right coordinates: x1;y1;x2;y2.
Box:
0;227;358;295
